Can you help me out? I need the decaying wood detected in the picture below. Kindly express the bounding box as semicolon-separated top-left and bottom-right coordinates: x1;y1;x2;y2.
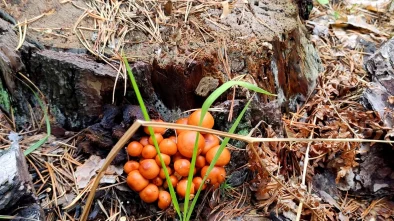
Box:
0;134;43;220
0;0;323;132
363;37;394;127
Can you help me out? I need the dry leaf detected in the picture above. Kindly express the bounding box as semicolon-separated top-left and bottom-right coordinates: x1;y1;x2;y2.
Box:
345;0;390;9
75;155;105;189
75;155;122;188
58;193;77;206
319;190;341;209
338;212;350;221
331;15;388;37
100;175;117;184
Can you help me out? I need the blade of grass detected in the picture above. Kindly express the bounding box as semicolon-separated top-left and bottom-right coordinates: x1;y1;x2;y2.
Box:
0;215;39;221
183;81;275;219
123;57;181;219
0;215;16;219
21;82;51;156
183;129;201;220
186;98;253;220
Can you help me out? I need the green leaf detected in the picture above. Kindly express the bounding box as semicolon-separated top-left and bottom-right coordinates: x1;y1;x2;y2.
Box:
316;0;329;5
184;81;274;220
0;215;16;219
123;57;182;219
0;215;39;221
23;86;51;156
186;98;253;220
183;81;274;220
333;11;340;20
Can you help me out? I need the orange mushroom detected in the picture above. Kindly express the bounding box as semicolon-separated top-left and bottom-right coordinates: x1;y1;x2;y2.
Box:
159;167;172;179
141;145;157;159
195;156;206;168
124;160;139;174
201;166;226;186
127;170;149;192
176;179;195;198
168;136;177;143
175;117;188;135
192;177;206;190
127;141;143;157
139;159;160;179
187;109;214;129
139;184;159;203
176;131;205;158
172;152;185;162
158;190;171;210
139;137;149;146
202;134;220;155
174;159;191;177
148;133;164;145
143;119;166;135
163;175;178;189
152;177;163;186
159;139;177;155
205;145;231;166
155;154;171;167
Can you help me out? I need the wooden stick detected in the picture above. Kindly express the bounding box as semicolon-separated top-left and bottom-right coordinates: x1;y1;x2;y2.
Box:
80;121;141;220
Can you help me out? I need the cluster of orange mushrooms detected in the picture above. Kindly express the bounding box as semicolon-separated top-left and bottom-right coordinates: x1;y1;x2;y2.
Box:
123;110;231;209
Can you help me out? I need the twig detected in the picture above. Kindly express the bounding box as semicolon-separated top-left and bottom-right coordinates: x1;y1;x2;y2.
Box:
322;89;360;138
184;0;192;23
296;116;317;221
2;0;8;7
15;20;27;50
27;157;45;183
46;162;58;207
80;121;141;220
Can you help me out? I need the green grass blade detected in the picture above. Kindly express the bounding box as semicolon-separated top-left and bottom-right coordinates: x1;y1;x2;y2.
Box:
123;57;181;219
201;81;274;115
183;81;276;220
183;130;201;219
0;215;39;221
186;98;252;220
316;0;329;5
23;88;51;156
183;81;275;219
0;215;15;219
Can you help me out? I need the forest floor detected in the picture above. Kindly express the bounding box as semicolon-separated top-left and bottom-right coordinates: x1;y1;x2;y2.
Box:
1;0;394;220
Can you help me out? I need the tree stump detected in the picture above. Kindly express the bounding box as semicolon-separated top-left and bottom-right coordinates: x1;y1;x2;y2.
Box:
0;1;323;219
0;0;322;131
